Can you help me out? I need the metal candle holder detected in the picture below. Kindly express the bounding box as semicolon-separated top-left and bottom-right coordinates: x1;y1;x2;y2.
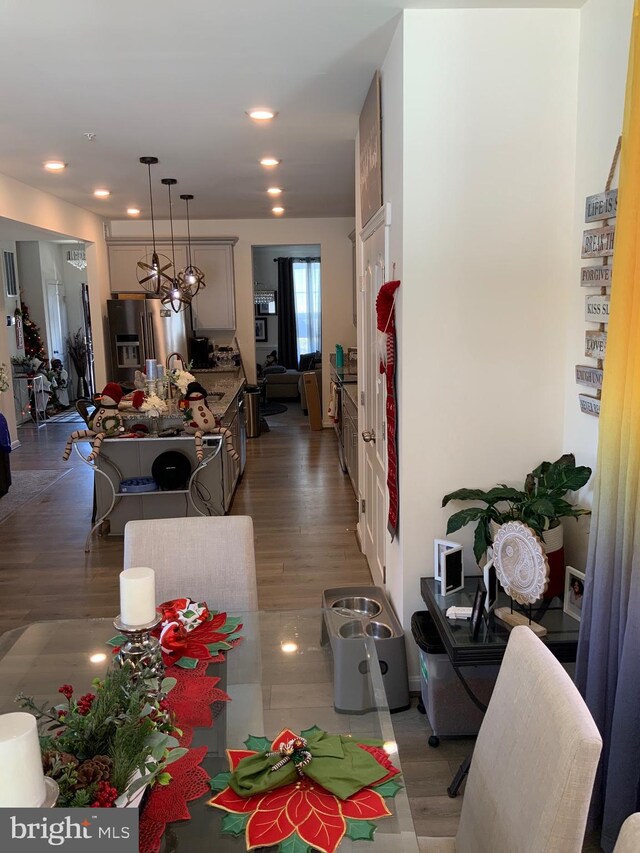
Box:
113;614;165;695
41;777;60;807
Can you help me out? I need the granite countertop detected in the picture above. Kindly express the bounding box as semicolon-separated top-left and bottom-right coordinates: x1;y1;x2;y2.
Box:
191;371;245;417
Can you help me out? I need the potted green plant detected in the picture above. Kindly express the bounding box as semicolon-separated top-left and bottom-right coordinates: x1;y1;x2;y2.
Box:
442;454;592;599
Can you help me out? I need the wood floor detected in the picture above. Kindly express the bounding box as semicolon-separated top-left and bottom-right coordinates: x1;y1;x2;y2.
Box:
0;406;603;850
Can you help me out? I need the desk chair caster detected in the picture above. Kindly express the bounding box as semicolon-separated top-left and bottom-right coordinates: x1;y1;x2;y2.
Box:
428;735;440;748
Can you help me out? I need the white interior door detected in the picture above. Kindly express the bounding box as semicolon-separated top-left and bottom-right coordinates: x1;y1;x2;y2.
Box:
47;282;68;362
360;206;390;587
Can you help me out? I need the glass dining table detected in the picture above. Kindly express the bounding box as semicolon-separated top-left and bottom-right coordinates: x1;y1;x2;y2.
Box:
0;610;419;853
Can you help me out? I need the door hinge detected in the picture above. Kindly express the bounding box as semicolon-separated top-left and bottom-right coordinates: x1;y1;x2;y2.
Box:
361;498;366;514
383;564;386;584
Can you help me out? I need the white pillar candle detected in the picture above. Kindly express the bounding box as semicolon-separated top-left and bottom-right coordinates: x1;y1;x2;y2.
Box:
119;566;156;626
0;713;47;806
145;359;157;380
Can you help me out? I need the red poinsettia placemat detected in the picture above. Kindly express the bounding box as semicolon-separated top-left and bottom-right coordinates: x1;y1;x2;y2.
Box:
208;727;403;853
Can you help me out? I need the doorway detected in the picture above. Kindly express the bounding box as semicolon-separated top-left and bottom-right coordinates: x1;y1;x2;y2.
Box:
252;244;322;413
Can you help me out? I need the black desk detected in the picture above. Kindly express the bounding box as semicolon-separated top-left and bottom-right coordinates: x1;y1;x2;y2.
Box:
420;576;580;796
420;576;579;667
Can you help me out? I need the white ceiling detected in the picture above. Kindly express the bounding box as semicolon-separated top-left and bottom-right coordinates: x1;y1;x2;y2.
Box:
0;0;585;222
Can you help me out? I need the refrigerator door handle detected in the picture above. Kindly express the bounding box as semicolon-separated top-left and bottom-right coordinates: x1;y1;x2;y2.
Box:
146;313;156;362
139;313;148;364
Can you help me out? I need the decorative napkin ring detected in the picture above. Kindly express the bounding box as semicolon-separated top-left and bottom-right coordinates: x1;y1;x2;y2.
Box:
266;736;312;777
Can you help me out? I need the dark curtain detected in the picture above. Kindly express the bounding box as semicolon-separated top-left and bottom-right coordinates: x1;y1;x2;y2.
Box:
276;257;298;369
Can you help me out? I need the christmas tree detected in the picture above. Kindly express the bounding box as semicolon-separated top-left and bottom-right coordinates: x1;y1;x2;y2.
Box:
18;301;46;361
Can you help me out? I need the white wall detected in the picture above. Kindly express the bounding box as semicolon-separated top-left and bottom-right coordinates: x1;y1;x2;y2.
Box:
109;219;355;419
562;0;634;567
378;11;581;683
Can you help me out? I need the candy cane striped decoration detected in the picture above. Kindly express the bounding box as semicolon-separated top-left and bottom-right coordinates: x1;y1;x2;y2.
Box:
62;429;96;461
87;432;106;461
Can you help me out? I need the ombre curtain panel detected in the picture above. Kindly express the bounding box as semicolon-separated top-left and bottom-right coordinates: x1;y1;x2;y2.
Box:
576;3;640;850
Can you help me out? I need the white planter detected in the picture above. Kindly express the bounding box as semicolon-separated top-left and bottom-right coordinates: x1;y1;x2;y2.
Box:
490;520;563;554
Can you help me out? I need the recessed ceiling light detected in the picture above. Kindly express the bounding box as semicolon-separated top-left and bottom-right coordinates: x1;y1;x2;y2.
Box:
260;158;281;167
247;109;276;121
44;161;66;171
272;206;285;215
127;207;141;216
94;189;110;198
267;187;283;196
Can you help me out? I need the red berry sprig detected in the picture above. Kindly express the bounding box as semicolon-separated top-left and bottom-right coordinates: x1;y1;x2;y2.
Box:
58;684;73;700
91;781;119;808
76;693;96;716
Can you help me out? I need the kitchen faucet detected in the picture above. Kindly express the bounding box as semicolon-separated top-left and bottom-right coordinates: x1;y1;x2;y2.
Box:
166;352;186;371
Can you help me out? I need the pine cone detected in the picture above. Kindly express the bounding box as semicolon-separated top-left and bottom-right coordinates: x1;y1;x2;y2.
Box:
74;758;111;789
90;755;113;780
42;750;78;778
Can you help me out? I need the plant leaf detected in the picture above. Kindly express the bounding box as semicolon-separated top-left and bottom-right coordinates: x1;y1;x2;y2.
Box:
345;819;377;841
209;771;232;792
164;747;188;765
442;488;492;507
474;518;491;565
161;677;177;693
221;812;249;837
446;506;487;535
244;735;272;752
107;634;127;647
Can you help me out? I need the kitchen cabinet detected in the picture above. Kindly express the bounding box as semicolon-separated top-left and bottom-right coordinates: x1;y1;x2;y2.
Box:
342;389;358;497
220;388;245;511
107;238;238;330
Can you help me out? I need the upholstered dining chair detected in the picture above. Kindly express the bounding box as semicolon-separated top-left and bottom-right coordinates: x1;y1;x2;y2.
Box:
418;626;602;853
123;516;258;612
613;814;640;852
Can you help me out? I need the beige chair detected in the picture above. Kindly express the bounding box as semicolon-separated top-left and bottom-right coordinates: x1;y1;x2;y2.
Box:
123;516;258;612
419;626;602;853
613;814;640;852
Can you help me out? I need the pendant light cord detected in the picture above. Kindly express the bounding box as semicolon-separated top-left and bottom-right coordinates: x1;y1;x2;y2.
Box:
186;198;193;269
147;164;157;253
167;183;177;274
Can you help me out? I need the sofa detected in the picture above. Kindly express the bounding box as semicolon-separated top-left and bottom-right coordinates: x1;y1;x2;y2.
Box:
263;353;322;412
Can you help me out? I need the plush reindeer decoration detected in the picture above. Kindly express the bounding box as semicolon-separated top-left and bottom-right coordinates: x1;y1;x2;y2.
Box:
62;383;124;462
181;381;239;463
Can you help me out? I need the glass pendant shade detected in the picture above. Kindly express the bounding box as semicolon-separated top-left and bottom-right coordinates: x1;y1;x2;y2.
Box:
137;156;173;295
177;194;206;298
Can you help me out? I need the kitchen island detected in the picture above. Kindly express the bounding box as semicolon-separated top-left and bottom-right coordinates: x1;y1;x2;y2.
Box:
81;371;246;549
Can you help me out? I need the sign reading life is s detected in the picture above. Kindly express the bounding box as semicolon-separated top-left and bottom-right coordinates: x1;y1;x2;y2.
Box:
585;294;610;324
585;189;617;223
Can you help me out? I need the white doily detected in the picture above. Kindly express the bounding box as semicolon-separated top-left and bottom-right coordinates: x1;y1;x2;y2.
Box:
493;521;549;605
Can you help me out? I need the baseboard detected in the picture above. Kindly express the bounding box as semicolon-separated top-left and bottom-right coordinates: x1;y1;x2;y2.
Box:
408;675;421;693
11;439;21;450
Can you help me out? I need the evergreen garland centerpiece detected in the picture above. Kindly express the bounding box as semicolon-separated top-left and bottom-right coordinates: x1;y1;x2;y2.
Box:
16;667;186;808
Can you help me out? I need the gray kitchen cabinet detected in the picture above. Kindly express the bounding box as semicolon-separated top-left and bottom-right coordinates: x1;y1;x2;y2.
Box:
107;239;237;331
220;389;244;511
342;391;358;497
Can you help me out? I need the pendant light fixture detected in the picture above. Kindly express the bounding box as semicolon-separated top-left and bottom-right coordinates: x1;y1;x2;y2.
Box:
136;156;174;295
177;194;206;297
159;177;192;313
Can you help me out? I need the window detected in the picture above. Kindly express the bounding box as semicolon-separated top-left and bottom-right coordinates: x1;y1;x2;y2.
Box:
3;251;17;297
293;260;321;358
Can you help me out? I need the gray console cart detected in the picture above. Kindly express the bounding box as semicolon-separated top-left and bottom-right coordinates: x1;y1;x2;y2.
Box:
323;586;410;713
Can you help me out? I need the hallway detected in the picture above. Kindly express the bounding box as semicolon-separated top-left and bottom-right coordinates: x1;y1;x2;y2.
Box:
0;406;371;634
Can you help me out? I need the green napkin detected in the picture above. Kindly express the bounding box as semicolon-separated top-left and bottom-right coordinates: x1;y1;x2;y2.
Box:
230;731;388;801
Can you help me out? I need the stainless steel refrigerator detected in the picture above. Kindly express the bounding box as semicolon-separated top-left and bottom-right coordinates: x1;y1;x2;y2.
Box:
107;297;192;385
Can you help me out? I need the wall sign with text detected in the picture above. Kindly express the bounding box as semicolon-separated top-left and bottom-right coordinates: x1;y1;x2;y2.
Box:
585;294;610;324
585;330;607;360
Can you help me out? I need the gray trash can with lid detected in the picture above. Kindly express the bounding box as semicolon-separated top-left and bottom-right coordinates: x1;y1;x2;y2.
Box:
411;610;498;746
244;385;261;438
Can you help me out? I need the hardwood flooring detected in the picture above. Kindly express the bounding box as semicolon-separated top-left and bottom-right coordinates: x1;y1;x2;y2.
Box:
0;406;603;849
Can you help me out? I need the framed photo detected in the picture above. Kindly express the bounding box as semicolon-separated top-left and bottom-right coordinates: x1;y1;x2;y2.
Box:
564;566;585;622
469;581;487;640
434;539;464;596
483;553;498;613
255;317;267;342
257;293;277;315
